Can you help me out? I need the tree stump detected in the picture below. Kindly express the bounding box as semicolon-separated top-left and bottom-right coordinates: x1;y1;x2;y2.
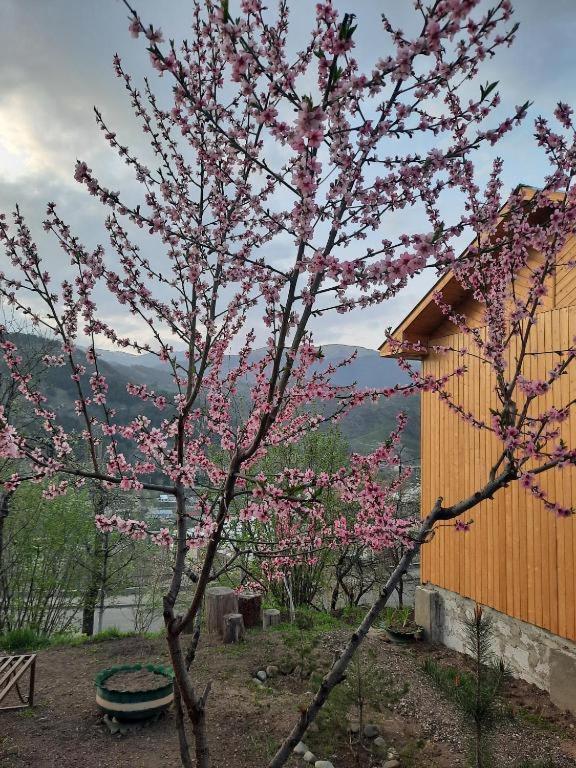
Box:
238;592;262;629
262;608;281;629
223;613;245;644
205;586;239;637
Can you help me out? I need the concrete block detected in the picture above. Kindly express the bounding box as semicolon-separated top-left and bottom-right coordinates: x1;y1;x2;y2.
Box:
550;648;576;715
414;584;442;642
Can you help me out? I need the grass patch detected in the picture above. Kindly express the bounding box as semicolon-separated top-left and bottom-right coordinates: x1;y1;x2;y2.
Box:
16;707;37;719
423;657;506;722
515;708;560;734
0;626;163;654
271;607;345;637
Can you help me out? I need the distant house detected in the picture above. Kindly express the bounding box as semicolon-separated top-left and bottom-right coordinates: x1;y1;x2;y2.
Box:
380;193;576;712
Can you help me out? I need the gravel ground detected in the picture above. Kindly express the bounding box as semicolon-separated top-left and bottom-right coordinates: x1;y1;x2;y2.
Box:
1;628;574;768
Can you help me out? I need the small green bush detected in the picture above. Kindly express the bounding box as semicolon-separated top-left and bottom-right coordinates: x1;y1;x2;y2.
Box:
0;628;50;653
0;626;160;653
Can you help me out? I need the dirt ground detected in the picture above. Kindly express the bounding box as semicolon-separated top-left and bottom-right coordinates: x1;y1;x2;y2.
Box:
1;627;575;768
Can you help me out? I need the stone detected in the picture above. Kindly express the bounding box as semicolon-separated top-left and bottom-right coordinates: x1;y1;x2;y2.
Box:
303;751;316;763
414;584;442;642
103;715;120;735
550;648;576;715
363;724;380;738
293;742;308;756
347;721;361;734
266;665;279;678
252;677;264;686
387;747;400;760
314;762;335;768
373;736;387;749
256;670;267;682
383;761;400;768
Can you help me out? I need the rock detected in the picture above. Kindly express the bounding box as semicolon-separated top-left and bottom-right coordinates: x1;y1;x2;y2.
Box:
293;742;309;756
303;751;316;763
314;762;335;768
256;670;267;682
103;715;121;735
383;761;400;768
363;724;380;739
373;736;387;749
387;748;400;760
347;721;361;734
266;665;279;677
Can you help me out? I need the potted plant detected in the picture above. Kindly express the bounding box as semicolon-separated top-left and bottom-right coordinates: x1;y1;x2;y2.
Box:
95;663;174;721
381;607;423;643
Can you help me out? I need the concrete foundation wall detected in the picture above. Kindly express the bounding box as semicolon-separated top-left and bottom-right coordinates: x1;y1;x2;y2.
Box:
415;583;576;714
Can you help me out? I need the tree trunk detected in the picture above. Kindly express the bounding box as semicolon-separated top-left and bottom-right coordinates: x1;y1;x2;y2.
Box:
82;529;104;636
205;586;238;637
223;613;245;644
97;533;110;634
174;681;194;768
238;592;262;628
0;493;9;573
0;492;11;633
330;582;339;613
396;575;404;607
262;608;281;628
167;630;210;768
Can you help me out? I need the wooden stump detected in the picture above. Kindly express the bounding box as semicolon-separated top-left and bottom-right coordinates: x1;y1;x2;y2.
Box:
205;586;239;637
223;613;245;644
262;608;281;629
238;592;262;629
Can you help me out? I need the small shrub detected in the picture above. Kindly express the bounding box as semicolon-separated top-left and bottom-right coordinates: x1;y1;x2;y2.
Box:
424;604;508;768
0;628;50;653
89;627;133;643
0;626;154;653
294;609;315;630
338;604;368;625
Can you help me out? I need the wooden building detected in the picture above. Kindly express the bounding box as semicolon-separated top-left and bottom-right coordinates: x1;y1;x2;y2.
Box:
380;206;576;709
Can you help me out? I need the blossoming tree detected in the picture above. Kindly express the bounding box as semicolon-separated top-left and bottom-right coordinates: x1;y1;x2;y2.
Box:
1;1;576;766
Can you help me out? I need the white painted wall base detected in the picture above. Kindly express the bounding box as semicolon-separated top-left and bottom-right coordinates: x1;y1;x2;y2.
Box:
415;583;576;714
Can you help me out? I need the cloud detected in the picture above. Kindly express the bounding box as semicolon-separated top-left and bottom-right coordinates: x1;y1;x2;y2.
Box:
1;0;576;351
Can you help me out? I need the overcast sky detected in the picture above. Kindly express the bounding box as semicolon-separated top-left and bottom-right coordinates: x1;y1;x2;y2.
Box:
1;0;576;351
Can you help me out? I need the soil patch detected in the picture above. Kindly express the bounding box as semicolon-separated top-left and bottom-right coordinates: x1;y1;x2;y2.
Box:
104;669;171;693
0;628;575;768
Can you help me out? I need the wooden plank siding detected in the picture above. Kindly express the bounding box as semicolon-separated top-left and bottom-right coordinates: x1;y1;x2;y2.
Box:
421;304;576;642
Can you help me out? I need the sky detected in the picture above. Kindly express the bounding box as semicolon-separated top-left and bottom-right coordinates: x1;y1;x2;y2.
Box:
1;0;576;352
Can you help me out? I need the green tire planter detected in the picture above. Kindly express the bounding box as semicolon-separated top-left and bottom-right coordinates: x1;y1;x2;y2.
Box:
95;663;174;721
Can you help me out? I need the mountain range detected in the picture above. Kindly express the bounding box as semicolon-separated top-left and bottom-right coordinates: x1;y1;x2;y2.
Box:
4;336;420;459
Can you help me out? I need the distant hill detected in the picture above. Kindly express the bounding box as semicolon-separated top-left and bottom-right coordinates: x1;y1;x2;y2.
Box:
98;343;421;456
3;336;420;459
